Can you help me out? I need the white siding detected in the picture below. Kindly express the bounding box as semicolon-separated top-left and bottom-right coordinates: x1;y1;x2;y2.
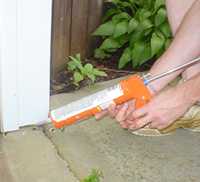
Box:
0;0;19;132
0;0;52;132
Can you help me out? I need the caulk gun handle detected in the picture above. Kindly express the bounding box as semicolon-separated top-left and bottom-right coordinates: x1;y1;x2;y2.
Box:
135;98;149;108
114;75;152;109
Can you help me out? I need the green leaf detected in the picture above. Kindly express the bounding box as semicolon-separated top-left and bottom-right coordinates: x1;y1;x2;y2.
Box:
94;49;104;59
144;28;153;36
69;56;83;70
93;69;107;77
84;63;93;73
140;19;153;30
120;1;132;8
94;49;111;59
118;47;132;68
128;0;135;3
116;35;129;46
67;61;76;71
156;30;165;40
138;43;152;65
106;49;117;53
92;0;170;70
87;74;96;83
112;12;131;24
73;71;84;84
110;0;120;5
113;21;128;38
82;169;102;182
151;32;165;56
102;8;121;22
75;53;81;61
120;1;135;13
138;9;152;21
165;38;172;49
129;20;151;46
154;0;165;11
128;18;138;33
93;21;115;36
132;41;151;67
85;66;99;82
159;22;172;38
156;45;165;58
144;0;154;9
100;38;121;50
132;41;145;67
129;30;144;48
155;8;167;26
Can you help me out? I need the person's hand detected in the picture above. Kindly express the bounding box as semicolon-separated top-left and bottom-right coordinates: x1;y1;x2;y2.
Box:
124;84;195;130
94;84;156;128
95;100;136;128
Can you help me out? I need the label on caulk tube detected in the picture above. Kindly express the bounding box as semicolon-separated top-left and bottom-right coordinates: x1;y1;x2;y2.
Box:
51;84;124;122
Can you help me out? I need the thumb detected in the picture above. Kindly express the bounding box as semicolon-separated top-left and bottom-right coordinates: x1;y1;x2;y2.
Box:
130;106;148;120
95;110;108;120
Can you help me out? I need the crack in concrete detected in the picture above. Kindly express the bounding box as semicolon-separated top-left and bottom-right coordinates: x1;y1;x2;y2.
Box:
41;126;81;182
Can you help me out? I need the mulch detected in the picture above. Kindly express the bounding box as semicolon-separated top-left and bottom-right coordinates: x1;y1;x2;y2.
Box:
50;58;154;95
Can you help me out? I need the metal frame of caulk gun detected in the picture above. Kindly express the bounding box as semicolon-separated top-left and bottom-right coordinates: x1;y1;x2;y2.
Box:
143;56;200;85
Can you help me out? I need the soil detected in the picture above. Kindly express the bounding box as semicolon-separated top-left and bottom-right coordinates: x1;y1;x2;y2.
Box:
50;57;154;95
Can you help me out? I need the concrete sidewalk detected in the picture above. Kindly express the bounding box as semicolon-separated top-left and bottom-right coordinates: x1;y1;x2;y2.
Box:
0;127;78;182
1;78;200;182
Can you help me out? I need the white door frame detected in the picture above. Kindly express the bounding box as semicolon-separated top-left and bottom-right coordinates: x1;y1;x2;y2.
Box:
0;0;52;132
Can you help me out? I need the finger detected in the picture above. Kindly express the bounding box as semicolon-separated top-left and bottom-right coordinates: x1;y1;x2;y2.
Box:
95;110;108;120
115;104;124;112
130;106;148;120
120;121;129;129
126;119;134;124
126;100;136;118
149;122;158;129
119;118;132;129
123;118;137;129
130;115;152;130
108;103;117;118
115;103;129;122
156;122;172;130
156;124;167;130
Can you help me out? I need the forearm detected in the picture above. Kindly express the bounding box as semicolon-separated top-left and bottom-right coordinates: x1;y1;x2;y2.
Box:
166;0;196;35
149;0;200;92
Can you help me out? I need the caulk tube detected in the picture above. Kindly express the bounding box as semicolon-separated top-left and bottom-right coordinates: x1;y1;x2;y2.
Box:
50;75;152;128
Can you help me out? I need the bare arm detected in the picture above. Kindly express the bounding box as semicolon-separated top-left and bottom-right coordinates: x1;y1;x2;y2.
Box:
95;0;200;128
130;73;200;130
149;0;200;93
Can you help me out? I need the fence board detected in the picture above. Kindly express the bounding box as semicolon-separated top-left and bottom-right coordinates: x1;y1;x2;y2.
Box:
87;0;103;57
51;0;72;78
70;0;90;57
51;0;103;77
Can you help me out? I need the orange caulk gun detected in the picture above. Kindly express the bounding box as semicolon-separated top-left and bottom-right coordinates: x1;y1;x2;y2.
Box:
50;57;200;128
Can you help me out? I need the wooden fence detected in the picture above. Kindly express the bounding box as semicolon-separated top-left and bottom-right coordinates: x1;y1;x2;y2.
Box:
51;0;103;78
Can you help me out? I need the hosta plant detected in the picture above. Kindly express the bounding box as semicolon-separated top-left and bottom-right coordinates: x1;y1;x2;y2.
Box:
67;54;107;86
93;0;172;69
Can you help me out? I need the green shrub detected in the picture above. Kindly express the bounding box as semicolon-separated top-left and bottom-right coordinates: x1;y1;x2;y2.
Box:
93;0;172;69
67;54;107;85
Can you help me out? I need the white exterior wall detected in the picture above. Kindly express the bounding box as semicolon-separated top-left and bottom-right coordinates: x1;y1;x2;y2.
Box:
0;0;52;132
0;0;19;131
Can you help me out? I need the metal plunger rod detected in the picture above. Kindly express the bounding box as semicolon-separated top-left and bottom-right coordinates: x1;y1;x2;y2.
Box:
145;57;200;84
